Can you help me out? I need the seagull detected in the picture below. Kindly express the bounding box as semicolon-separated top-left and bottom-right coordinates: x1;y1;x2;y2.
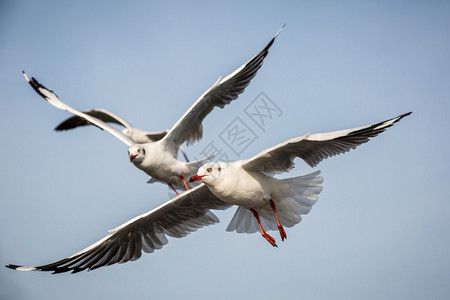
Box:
54;108;190;162
190;112;411;247
23;27;283;193
5;112;411;274
6;184;231;274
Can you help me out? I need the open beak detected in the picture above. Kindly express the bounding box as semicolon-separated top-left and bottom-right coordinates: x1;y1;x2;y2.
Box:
189;174;206;182
130;154;138;162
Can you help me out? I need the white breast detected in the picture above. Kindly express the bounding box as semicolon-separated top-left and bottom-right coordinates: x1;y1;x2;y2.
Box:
207;166;273;209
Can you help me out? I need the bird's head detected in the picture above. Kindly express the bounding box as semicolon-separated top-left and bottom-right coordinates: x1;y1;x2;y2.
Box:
189;162;227;185
127;144;146;164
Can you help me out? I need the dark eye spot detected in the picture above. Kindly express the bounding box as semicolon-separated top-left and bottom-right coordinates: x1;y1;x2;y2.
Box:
207;167;213;172
218;167;221;172
142;148;146;155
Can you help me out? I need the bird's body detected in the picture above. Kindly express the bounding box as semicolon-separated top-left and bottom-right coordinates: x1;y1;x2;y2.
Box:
202;161;273;208
193;162;322;239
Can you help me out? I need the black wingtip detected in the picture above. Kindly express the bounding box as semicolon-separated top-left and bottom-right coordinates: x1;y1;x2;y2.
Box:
5;264;19;270
262;26;284;54
54;122;70;131
395;111;412;122
89;265;101;271
22;73;57;101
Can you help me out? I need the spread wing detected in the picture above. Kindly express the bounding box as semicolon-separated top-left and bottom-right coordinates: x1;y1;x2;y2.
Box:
55;109;133;131
6;184;231;274
242;112;411;174
23;72;134;147
162;26;284;154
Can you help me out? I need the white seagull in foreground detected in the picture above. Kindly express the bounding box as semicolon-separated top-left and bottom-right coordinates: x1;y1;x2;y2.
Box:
189;112;411;246
6;112;410;273
54;108;190;162
23;27;282;193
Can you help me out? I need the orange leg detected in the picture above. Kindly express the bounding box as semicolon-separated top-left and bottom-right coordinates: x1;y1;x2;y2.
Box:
250;208;277;247
180;175;189;190
169;184;179;195
270;200;287;241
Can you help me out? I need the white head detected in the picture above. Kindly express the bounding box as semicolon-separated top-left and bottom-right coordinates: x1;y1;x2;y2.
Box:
127;144;146;164
189;162;228;185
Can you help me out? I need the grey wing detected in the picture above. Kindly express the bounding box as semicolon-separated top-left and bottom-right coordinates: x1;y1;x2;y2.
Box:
6;184;230;274
242;112;411;174
55;109;133;131
162;26;284;154
144;130;168;142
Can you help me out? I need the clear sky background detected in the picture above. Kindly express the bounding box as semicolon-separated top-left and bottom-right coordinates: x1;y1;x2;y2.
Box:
1;1;449;299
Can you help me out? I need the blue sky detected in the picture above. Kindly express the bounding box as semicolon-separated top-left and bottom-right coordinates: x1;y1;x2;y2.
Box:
1;1;449;299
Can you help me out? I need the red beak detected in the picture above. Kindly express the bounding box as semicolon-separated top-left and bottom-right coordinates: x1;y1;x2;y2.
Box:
130;154;138;162
189;174;206;182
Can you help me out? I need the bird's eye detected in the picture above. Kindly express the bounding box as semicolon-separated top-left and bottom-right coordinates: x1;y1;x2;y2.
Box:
207;167;213;172
142;148;146;155
137;149;141;153
218;167;221;172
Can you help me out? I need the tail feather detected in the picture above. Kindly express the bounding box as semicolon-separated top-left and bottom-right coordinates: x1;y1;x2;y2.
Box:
227;207;258;233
